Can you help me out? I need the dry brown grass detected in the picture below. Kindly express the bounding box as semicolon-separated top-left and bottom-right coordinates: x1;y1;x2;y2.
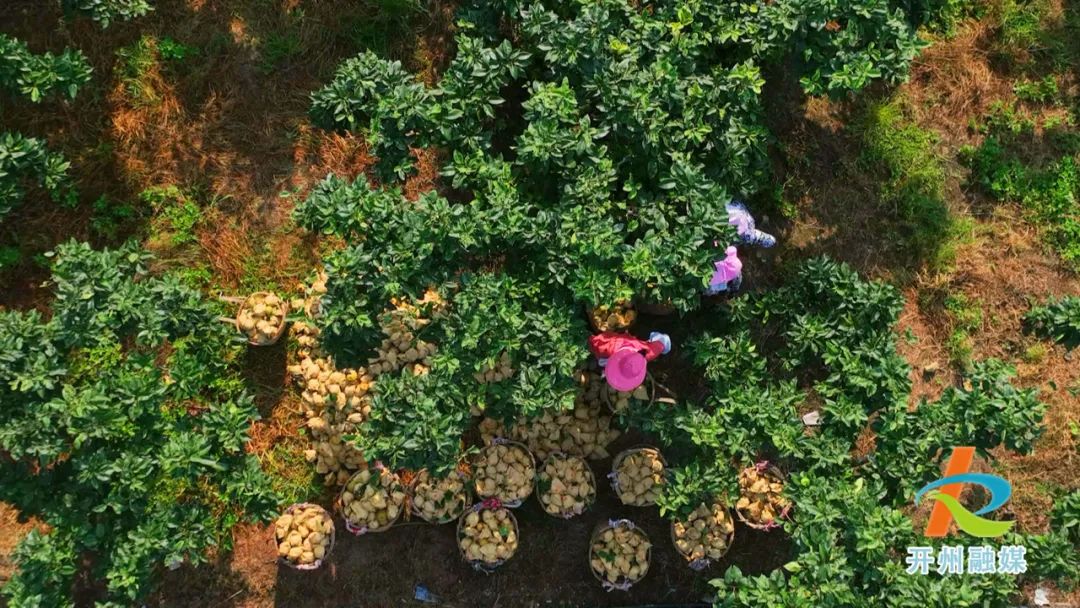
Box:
196;210;253;287
288;126;374;190
0;503;38;586
905;24;1011;147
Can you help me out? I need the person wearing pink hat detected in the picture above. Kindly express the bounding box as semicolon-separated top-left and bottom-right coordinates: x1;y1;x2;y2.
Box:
706;246;742;295
587;331;672;392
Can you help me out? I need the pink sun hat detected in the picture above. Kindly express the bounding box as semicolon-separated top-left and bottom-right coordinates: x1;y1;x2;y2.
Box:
605;347;649;391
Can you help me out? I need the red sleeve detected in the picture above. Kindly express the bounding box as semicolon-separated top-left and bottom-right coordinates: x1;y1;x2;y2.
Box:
587;332;618;358
589;332;663;360
642;340;665;361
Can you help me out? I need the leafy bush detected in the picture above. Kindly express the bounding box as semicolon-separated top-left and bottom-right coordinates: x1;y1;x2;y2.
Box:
617;258;1060;604
295;176;588;472
641;258;1056;604
962;107;1080;267
0;131;77;219
1024;296;1080;349
1052;489;1080;546
0;241;277;607
303;1;932;445
0;34;92;102
62;0;153;27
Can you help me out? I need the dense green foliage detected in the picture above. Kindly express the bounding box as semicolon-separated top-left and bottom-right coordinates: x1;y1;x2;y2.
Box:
0;131;76;220
0;34;92;102
0;242;276;607
295;175;588;472
618;258;1063;606
62;0;153;27
1024;296;1080;349
302;0;931;474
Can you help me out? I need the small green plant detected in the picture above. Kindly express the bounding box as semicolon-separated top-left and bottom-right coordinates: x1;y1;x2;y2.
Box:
1021;342;1047;363
157;37;198;62
90;195;138;240
176;264;213;289
1024;296;1080;349
1051;489;1080;546
916;0;981;35
1013;75;1058;103
980;100;1038;134
996;0;1048;56
142;185;201;246
116;35;161;106
0;34;92;102
967;104;1075;266
62;0;153;27
0;131;77;219
0;245;21;270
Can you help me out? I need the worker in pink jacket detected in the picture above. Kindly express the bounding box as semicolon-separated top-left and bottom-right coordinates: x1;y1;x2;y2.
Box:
706;246;742;295
587;331;671;391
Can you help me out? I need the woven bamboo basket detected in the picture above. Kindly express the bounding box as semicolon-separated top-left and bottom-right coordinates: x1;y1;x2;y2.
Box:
336;465;405;535
235;291;289;346
456;500;520;572
408;468;471;524
536;452;597;519
609;446;667;507
735;462;792;531
473;440;536;508
670;502;735;570
275;503;336;571
588;519;651;590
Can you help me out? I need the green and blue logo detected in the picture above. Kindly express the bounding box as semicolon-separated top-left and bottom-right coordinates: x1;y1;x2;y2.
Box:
915;447;1015;538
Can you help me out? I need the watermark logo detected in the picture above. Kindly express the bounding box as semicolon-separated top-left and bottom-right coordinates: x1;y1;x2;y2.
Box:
914;446;1015;538
904;447;1025;576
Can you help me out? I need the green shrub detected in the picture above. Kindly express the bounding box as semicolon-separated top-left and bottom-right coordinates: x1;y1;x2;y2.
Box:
1052;489;1080;546
0;241;277;606
1024;296;1080;349
623;259;1057;604
1013;76;1059;103
90;195;139;240
913;0;981;35
0;131;77;219
0;34;92;102
303;0;931;464
62;0;153;27
997;0;1048;54
0;245;21;270
963;134;1080;266
142;185;201;246
157;37;198;62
